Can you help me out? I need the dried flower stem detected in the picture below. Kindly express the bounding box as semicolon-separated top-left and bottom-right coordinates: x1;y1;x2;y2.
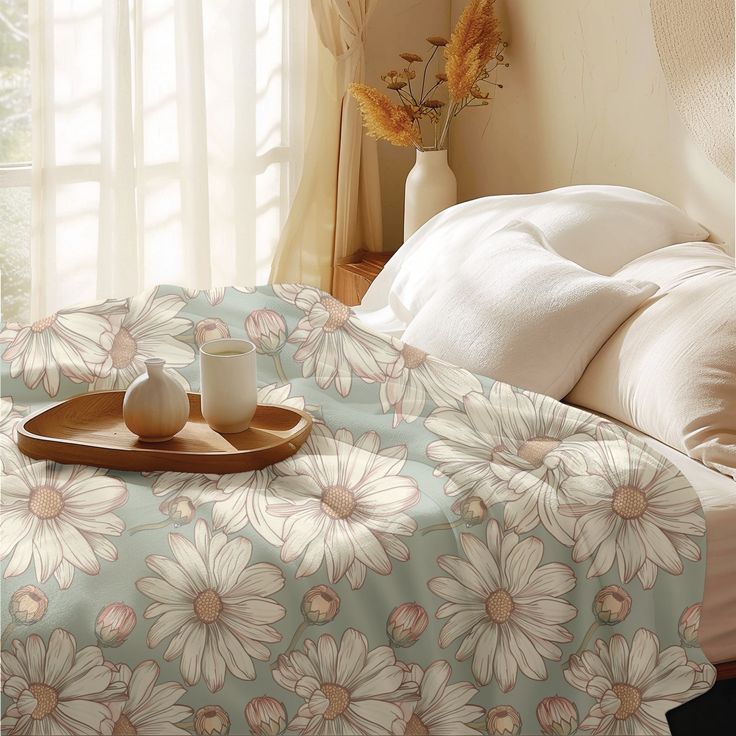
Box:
437;103;455;150
354;0;508;150
419;45;439;101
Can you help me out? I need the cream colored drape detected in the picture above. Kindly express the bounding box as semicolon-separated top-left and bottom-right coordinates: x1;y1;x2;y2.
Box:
271;0;383;289
29;0;310;317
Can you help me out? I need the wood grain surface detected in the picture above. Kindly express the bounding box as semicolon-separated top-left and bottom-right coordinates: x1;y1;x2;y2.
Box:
16;391;313;473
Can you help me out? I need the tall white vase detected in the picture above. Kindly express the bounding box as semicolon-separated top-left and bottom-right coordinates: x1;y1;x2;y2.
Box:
403;149;458;241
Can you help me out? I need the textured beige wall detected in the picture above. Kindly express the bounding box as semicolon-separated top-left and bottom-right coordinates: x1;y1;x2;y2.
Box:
447;0;735;252
366;0;451;248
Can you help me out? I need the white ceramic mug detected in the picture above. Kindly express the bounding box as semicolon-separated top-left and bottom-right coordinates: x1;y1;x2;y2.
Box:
199;338;257;433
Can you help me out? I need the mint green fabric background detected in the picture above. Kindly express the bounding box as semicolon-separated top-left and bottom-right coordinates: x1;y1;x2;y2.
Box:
0;285;713;736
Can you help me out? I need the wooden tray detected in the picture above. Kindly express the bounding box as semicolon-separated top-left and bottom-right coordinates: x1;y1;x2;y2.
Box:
16;391;313;473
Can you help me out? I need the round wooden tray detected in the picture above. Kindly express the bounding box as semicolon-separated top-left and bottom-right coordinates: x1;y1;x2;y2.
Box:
16;391;313;473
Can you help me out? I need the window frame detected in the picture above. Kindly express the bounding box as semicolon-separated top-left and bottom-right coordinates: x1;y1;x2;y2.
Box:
0;162;31;187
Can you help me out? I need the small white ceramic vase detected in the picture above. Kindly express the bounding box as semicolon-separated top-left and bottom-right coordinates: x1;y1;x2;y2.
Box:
403;149;458;241
123;358;190;442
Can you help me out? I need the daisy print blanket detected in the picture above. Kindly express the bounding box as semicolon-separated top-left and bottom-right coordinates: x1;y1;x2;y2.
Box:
0;284;714;736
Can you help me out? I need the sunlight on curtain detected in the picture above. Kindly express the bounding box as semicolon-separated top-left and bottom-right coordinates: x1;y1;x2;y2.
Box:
271;0;383;289
29;0;309;316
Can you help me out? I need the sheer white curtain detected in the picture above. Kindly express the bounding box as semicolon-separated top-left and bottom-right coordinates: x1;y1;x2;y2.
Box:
29;0;310;317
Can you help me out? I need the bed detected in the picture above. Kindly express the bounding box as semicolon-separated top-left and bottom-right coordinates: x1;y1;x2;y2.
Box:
2;185;734;736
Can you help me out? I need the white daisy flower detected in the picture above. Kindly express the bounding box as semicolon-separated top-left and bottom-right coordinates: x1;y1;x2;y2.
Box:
106;660;192;736
1;396;25;438
268;424;419;589
426;384;519;512
565;629;708;735
427;384;597;542
688;660;717;694
274;284;396;397
0;300;124;397
428;519;577;691
258;381;305;410
210;469;282;544
183;287;226;305
392;660;484;735
259;380;323;423
273;628;419;736
0;397;26;467
92;288;194;391
1;462;127;589
493;389;598;545
183;285;255;304
559;425;705;589
381;339;482;426
0;629;127;735
136;519;285;692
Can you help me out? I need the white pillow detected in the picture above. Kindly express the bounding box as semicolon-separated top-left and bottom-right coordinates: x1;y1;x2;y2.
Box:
401;221;658;399
360;185;707;329
612;241;733;289
567;242;736;478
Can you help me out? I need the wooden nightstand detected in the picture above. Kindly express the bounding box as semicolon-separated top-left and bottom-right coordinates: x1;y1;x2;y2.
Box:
332;250;394;306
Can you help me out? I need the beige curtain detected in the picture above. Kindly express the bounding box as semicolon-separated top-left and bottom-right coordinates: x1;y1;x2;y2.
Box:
271;0;383;289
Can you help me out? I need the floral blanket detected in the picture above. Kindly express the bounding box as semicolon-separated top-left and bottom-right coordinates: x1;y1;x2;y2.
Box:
0;284;714;736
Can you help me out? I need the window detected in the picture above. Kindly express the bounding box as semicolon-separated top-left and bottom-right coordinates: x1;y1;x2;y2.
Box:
2;1;310;318
18;0;308;319
0;0;31;323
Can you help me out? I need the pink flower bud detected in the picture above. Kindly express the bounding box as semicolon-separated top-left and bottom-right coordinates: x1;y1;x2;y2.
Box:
459;495;487;526
486;705;522;736
194;705;231;736
245;309;287;355
9;585;48;624
244;697;287;736
95;603;137;647
194;318;230;347
164;496;196;525
387;602;428;648
300;585;340;625
536;696;578;736
593;585;632;625
679;603;702;647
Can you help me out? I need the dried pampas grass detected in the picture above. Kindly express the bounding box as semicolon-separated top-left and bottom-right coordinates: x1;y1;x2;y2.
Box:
349;84;422;149
353;0;508;150
445;0;502;100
